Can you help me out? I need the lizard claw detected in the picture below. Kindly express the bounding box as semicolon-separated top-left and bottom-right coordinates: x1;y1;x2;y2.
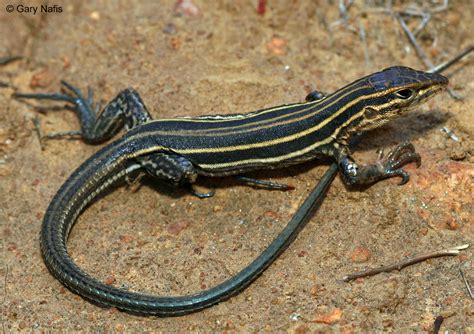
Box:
378;141;421;185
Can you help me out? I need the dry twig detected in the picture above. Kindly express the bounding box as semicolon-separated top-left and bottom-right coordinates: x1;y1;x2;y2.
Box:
397;14;434;67
32;116;44;150
397;13;468;99
459;268;473;300
1;265;9;333
342;244;469;282
358;20;370;66
0;56;22;66
429;45;474;74
331;0;356;32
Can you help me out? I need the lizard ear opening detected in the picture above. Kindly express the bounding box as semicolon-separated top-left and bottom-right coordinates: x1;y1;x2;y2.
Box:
364;107;379;119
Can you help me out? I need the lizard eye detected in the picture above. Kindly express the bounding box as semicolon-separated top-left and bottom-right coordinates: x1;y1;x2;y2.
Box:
394;89;414;99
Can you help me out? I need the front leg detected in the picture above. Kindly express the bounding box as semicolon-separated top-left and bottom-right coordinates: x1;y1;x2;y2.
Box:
336;142;421;186
15;81;152;143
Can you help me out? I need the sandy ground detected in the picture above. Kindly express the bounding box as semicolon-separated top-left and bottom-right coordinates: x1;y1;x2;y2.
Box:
1;0;473;332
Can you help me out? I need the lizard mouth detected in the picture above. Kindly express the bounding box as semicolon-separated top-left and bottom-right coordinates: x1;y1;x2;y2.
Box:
415;83;447;105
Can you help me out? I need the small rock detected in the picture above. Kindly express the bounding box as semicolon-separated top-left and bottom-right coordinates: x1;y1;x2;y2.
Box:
62;55;70;69
446;218;459;230
30;69;53;88
119;235;133;243
297;250;307;257
418;227;429;236
174;0;200;17
294;324;308;334
0;166;13;176
266;37;287;55
163;23;177;34
104;276;115;285
224;320;235;330
311;308;343;324
449;148;466;161
458;254;469;263
441;295;455;306
167;221;188;235
350;246;371;263
264;210;279;219
90;11;100;20
170;36;182;49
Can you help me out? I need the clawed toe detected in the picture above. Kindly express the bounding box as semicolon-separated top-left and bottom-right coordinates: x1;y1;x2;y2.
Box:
391;152;421;169
379;142;421;185
15;81;93;111
385;142;415;161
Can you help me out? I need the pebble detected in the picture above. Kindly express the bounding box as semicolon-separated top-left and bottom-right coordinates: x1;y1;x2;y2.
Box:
266;37;287;55
167;221;188;235
30;69;53;88
104;276;115;285
174;0;200;17
350;246;371;263
90;11;100;20
311;308;343;324
163;23;177;34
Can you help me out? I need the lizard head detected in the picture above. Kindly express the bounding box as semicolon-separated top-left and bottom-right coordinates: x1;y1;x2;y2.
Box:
350;66;448;133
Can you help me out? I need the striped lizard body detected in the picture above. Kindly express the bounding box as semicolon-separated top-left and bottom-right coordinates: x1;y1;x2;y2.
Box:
15;66;448;315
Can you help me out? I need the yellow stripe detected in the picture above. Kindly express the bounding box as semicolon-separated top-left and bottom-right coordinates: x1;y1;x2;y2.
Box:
130;85;370;140
142;76;367;126
189;85;371;135
196;100;396;169
172;90;379;154
127;146;170;158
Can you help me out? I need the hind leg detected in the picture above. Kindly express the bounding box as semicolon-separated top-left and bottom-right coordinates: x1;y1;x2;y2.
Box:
137;153;214;199
15;81;152;144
